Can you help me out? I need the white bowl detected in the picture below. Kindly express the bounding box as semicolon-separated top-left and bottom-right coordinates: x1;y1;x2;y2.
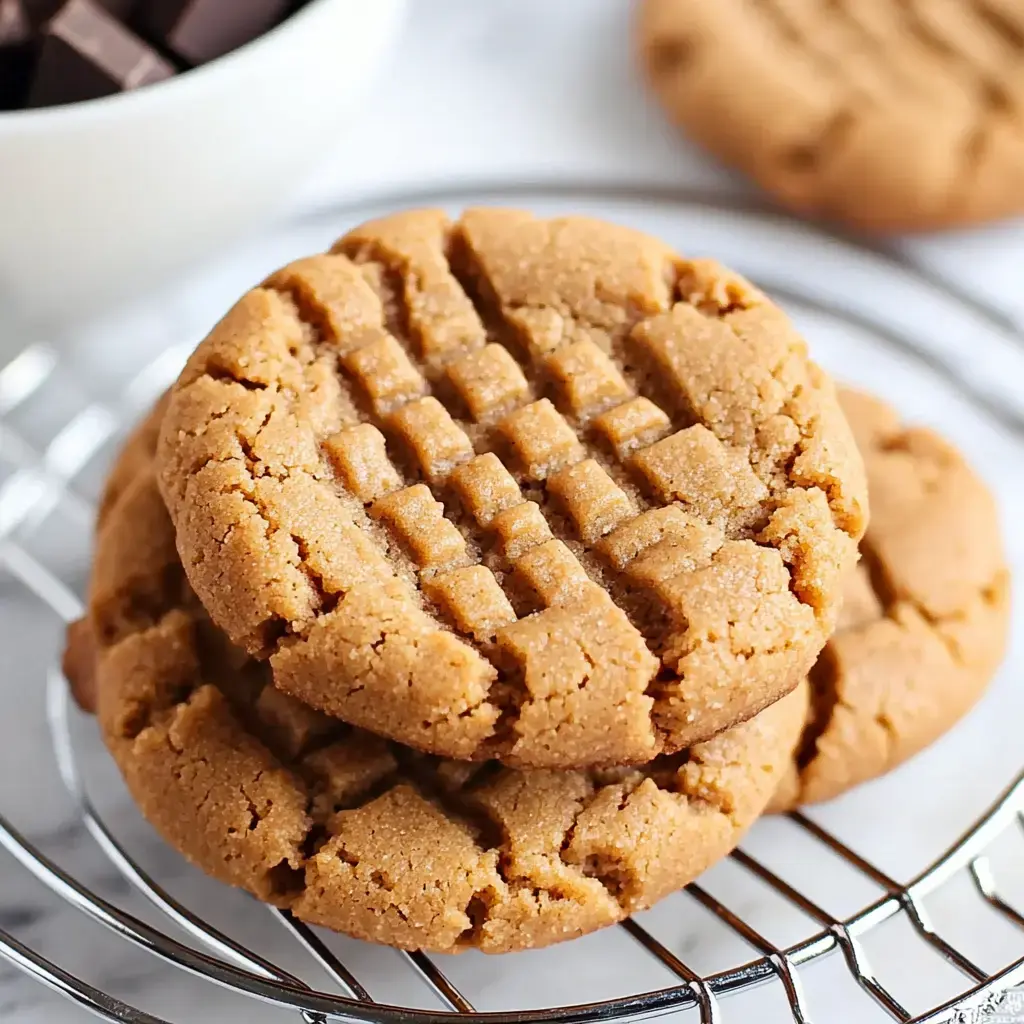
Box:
0;0;405;324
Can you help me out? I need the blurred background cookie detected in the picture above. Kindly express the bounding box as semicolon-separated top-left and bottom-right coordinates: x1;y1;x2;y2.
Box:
637;0;1024;231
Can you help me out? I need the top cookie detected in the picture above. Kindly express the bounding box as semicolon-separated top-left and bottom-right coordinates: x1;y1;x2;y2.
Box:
157;208;866;769
637;0;1024;231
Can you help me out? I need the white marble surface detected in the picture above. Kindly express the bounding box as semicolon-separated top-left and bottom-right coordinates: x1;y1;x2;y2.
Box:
1;1;1023;1021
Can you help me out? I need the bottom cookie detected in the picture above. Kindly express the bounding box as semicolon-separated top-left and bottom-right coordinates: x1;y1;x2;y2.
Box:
67;414;806;954
772;389;1010;810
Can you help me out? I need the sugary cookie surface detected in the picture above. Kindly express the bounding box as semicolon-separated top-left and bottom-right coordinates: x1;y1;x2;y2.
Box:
70;417;807;954
772;389;1010;809
158;208;866;768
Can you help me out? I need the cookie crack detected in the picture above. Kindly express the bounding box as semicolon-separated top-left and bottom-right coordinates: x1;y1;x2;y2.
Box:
206;466;337;633
93;560;189;650
555;750;735;913
200;361;269;392
858;535;986;670
389;749;506;855
794;647;840;773
153;685;315;893
302;766;402;825
791;646;897;799
676;620;797;664
765;341;852;529
621;276;857;636
791;539;905;785
239;769;267;833
556;784;628;905
107;615;203;741
792;554;1005;798
687;313;861;624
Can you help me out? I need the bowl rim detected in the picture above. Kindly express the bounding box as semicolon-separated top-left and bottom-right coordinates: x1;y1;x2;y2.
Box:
0;0;388;132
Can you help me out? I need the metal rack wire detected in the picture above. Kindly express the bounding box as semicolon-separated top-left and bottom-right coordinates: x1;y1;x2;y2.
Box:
0;186;1022;1023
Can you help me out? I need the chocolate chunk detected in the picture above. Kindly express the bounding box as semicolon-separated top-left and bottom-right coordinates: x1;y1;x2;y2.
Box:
27;0;173;108
0;0;33;109
140;0;290;65
18;0;60;22
22;0;137;25
0;0;29;40
0;46;33;110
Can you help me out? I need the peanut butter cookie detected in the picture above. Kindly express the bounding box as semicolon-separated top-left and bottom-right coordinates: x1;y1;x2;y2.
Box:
772;389;1010;810
67;417;807;954
64;395;171;715
157;208;865;769
638;0;1024;231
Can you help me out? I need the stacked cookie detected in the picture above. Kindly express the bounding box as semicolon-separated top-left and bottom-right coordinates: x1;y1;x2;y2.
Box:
773;389;1010;809
63;209;1007;954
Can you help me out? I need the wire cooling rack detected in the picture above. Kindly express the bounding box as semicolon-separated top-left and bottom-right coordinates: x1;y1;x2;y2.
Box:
0;185;1023;1024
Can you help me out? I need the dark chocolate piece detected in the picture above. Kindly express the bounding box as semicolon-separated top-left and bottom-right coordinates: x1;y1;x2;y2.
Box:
22;0;137;25
0;0;33;109
0;46;33;110
18;0;61;22
140;0;290;65
0;0;30;41
26;0;173;108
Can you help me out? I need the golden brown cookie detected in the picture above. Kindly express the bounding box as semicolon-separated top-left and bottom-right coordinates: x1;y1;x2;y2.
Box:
156;208;865;769
98;394;169;531
772;389;1010;810
637;0;1024;231
63;397;171;715
69;419;807;955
